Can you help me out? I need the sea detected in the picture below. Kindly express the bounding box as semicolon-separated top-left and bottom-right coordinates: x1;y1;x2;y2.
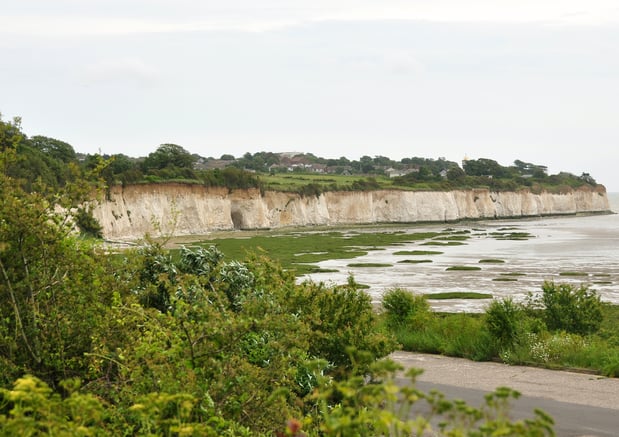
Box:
304;193;619;312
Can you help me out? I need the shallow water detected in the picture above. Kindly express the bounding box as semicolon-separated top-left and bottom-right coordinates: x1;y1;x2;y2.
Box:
304;193;619;312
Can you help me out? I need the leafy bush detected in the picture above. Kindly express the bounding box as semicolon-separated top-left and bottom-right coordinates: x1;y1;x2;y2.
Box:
75;205;103;238
484;298;526;350
382;288;430;328
530;281;603;335
287;279;398;376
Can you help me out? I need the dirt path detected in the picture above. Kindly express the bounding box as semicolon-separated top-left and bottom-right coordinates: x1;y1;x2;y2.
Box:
391;351;619;411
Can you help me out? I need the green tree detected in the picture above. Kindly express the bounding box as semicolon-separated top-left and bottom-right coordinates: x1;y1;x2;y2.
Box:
0;179;110;385
142;143;196;171
447;166;466;182
30;135;77;163
463;158;507;177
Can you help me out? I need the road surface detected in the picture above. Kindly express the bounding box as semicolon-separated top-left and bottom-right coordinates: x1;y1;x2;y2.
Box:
391;351;619;437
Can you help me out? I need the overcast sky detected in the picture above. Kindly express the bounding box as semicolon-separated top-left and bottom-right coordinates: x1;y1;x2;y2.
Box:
2;1;618;190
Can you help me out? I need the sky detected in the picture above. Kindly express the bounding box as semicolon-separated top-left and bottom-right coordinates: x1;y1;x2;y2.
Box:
1;1;619;190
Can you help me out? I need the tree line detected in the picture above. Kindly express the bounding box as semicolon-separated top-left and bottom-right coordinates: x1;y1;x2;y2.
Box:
1;114;599;198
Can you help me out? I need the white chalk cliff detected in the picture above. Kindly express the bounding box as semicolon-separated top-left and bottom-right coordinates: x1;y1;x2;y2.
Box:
93;184;610;240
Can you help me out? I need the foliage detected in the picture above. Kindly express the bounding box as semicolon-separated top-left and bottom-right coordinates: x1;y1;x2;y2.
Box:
382;288;431;328
309;359;554;436
484;298;527;350
75;205;103;238
0;114;606;435
0;146;111;388
203;166;262;190
2;115;603;195
389;283;619;376
282;276;398;377
30;135;77;163
143;143;196;171
529;281;603;335
0;364;556;437
0;375;109;436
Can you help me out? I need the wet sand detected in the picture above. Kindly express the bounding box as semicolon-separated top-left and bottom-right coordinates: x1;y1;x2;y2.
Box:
307;211;619;312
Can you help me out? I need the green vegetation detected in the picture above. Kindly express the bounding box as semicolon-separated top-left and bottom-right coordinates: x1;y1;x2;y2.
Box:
382;289;431;329
421;241;466;246
1;117;559;435
2;114;602;201
195;229;440;275
432;235;470;241
397;259;433;264
446;265;482;271
559;271;589;277
479;258;505;263
347;262;392;268
490;231;534;240
425;292;493;300
384;282;619;377
393;250;443;255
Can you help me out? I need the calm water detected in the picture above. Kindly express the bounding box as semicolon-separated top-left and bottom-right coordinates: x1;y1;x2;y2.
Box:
305;193;619;312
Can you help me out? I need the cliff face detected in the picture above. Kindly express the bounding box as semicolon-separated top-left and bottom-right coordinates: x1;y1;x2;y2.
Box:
94;184;610;240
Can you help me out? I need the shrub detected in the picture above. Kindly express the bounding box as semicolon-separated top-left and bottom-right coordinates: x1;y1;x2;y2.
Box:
75;205;103;238
531;281;603;335
382;288;430;328
484;298;525;350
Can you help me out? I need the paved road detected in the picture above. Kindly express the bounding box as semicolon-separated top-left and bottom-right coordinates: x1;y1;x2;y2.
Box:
391;351;619;437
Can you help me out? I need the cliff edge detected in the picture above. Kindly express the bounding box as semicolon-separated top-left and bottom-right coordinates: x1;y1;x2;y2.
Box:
93;184;610;240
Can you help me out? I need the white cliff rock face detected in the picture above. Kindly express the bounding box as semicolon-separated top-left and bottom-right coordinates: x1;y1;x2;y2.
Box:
93;184;611;240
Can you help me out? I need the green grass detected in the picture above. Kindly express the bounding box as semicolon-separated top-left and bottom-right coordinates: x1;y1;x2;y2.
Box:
306;267;340;273
347;263;392;268
393;250;443;256
446;266;482;271
190;228;441;275
559;271;589;277
425;292;492;300
384;299;619;376
432;235;470;241
397;259;433;264
493;277;518;282
390;313;495;361
479;259;505;263
490;231;533;240
442;228;471;234
260;173;394;192
351;283;370;289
